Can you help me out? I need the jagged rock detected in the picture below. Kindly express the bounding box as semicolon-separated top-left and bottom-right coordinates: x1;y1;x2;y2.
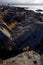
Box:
0;51;42;65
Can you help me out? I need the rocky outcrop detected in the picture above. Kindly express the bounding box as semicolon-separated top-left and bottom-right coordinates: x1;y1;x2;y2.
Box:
0;51;42;65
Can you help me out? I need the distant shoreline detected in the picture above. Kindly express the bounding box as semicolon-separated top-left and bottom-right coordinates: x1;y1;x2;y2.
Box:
0;2;43;6
0;3;43;11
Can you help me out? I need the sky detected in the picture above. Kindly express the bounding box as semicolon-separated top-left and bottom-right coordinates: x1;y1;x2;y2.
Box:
0;0;43;3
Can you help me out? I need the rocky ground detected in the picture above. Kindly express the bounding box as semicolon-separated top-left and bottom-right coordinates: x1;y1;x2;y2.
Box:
0;5;43;65
0;51;43;65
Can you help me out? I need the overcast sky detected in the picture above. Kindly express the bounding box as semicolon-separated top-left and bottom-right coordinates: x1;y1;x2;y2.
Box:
0;0;43;3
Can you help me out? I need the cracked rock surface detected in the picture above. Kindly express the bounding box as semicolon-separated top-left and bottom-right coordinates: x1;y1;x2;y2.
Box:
0;51;42;65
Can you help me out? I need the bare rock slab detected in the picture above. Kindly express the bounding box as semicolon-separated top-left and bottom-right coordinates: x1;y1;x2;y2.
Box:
0;51;42;65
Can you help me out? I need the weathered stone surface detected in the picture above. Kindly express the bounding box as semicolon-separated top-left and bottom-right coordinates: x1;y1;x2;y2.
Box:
0;51;42;65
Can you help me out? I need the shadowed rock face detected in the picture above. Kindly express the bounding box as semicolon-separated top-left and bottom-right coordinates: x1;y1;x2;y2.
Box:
0;51;42;65
41;54;43;65
0;5;43;65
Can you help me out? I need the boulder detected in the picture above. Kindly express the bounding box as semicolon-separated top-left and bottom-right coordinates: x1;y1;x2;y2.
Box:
0;51;42;65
